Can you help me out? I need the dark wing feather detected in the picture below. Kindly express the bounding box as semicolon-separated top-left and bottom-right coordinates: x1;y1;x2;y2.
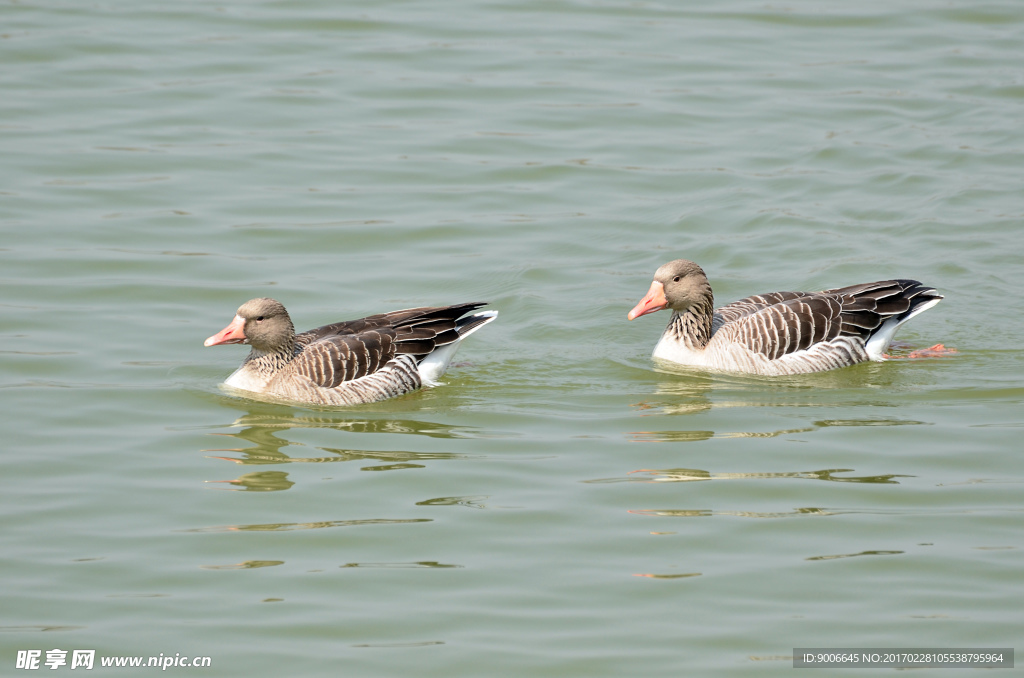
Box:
825;280;938;340
290;302;489;387
295;302;487;347
294;309;426;348
391;302;489;358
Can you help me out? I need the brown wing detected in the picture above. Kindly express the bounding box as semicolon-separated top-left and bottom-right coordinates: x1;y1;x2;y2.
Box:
295;302;487;346
291;302;490;388
713;291;820;332
715;280;939;361
716;294;844;360
288;330;399;388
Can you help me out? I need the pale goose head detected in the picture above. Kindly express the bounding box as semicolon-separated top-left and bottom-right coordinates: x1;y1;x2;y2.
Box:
204;298;296;353
627;259;713;320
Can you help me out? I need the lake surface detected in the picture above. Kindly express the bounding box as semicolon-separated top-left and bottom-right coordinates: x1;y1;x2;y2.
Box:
3;0;1022;675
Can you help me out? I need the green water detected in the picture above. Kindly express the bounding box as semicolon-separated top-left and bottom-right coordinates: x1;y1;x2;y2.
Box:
3;0;1022;675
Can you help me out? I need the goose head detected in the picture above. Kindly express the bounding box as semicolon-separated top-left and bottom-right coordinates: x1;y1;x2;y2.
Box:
627;259;712;320
204;297;295;353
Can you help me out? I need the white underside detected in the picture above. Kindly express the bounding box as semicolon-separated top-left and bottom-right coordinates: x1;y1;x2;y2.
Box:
418;310;498;385
652;334;863;376
864;296;941;360
224;365;269;392
652;333;708;366
652;333;783;374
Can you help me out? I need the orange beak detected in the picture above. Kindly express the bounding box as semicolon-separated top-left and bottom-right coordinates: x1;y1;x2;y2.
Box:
204;315;247;346
627;281;667;320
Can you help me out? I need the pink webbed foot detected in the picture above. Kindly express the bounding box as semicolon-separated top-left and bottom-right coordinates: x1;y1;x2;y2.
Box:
884;343;958;360
906;343;958;359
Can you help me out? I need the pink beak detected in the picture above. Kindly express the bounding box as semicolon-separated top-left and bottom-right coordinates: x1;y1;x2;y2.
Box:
627;281;668;320
204;315;247;346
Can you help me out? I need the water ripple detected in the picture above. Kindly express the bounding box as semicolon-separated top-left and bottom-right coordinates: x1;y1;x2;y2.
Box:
182;518;432;533
590;468;912;484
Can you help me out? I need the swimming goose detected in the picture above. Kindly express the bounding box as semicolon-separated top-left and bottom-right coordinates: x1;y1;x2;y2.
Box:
204;298;497;405
627;260;945;375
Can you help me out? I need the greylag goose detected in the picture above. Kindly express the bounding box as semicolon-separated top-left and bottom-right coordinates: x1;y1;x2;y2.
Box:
204;298;497;405
628;260;947;375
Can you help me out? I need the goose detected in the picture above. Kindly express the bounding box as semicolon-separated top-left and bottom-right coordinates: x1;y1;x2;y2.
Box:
627;259;948;375
204;298;497;405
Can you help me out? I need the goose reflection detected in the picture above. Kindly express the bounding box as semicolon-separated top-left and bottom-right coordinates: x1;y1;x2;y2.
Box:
633;467;912;483
206;471;294;492
628;419;925;443
631;371;714;415
588;468;911;484
633;351;938;417
202;406;480;488
629;507;842;519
